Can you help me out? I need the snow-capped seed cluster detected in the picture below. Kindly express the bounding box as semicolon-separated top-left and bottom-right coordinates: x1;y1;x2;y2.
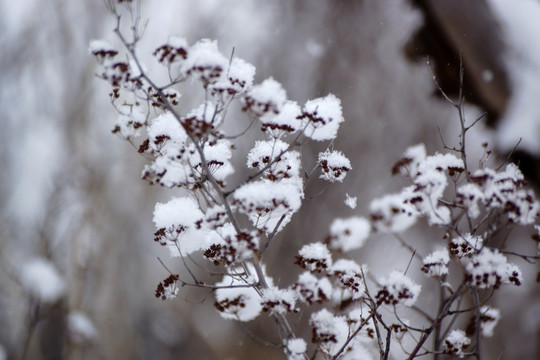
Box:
112;105;146;139
297;94;344;141
421;248;450;278
463;248;522;289
448;233;483;259
261;287;298;315
88;39;118;63
181;39;228;87
286;338;307;360
478;306;501;338
260;101;301;138
326;216;370;252
247;140;301;181
232;179;303;233
214;264;270;322
152;196;209;256
375;271;421;307
369;190;419;233
203;229;258;266
153;36;188;64
459;164;540;225
21;258;66;303
295;242;333;273
443;330;470;358
292;271;332;305
318;150;351;183
309;309;348;352
155;274;179;300
330;259;366;299
210;57;256;99
243;77;287;116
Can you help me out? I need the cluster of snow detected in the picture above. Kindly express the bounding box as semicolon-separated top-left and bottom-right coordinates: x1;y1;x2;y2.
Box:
369;190;419;233
448;233;484;259
443;329;470;358
479;306;501;337
293;271;332;305
463;247;522;289
247;140;301;181
214;264;271;322
298;94;344;141
260;101;301;138
243;77;287;116
295;242;333;273
331;259;366;300
318;150;351;183
327;216;370;252
261;287;298;315
458;164;540;225
152;196;209;256
68;311;98;345
376;270;421;307
286;338;307;360
233;178;303;233
421;248;450;278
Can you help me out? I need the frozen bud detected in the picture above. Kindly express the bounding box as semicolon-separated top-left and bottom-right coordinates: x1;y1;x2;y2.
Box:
243;77;287;116
298;94;344;141
443;330;470;358
421;248;450;278
318;150;351;183
376;271;421;307
295;242;332;273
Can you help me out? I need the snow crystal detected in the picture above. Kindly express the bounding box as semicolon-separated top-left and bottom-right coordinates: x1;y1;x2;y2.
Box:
327;216;370;252
68;311;98;344
299;94;344;141
443;329;470;358
296;242;332;272
376;271;421;307
318;150;351;183
421;248;450;278
21;258;65;303
287;338;307;360
345;193;357;209
215;264;272;321
243;77;287;116
260;100;302;138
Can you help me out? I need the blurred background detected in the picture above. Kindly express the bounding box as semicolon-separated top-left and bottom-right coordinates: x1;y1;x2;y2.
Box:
1;0;539;359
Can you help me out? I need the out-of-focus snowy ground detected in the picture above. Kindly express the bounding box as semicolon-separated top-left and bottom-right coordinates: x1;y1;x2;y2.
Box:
0;1;539;359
